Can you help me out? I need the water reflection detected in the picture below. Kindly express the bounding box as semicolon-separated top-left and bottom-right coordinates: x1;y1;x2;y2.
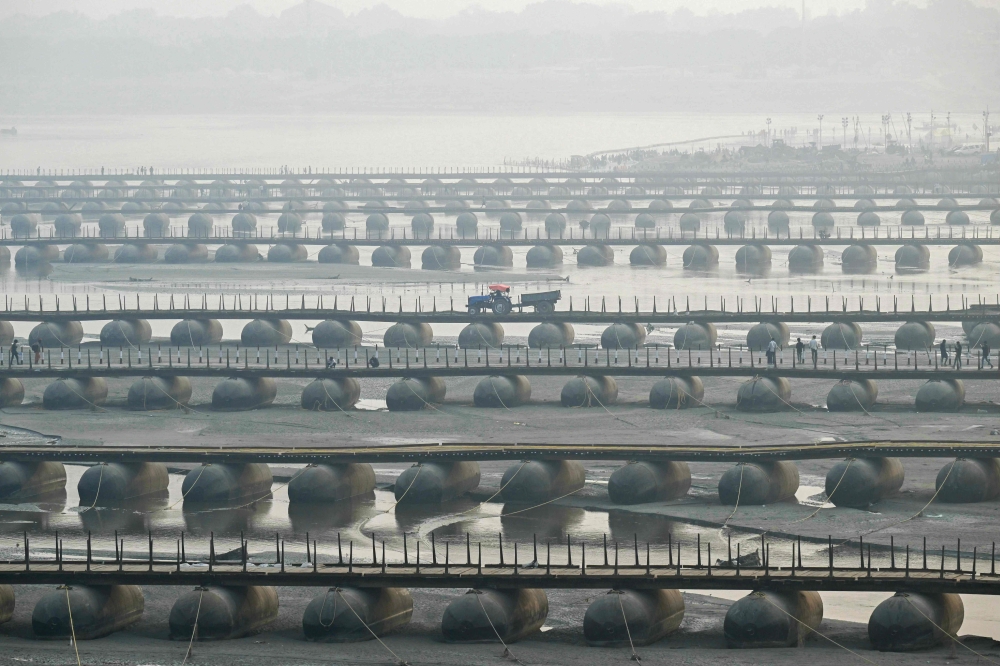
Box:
14;263;53;278
393;498;479;534
78;495;166;533
499;503;587;541
608;510;678;544
288;494;376;534
182;497;273;535
0;491;67;532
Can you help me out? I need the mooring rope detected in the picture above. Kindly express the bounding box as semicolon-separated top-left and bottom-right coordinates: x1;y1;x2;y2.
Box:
62;586;82;666
58;380;108;413
475;591;524;665
359;464;425;534
190;464;312;515
181;587;205;666
616;591;640;662
317;588;338;628
835;459;957;549
721;463;745;529
79;463;105;513
144;377;211;416
336;589;409;666
682;380;841;439
489;377;513;411
757;592;879;665
164;464;209;511
902;595;1000;665
502;487;583;516
582;378;639;428
789;458;854;525
453;461;528;516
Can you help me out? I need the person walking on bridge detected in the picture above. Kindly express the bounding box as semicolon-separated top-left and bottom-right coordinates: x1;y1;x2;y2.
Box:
954;340;963;370
766;338;778;368
8;339;20;365
809;335;819;368
795;337;804;364
940;339;949;364
982;341;993;369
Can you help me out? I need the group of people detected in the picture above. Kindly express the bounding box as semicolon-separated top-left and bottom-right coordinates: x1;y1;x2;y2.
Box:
939;339;993;370
764;335;820;367
7;339;43;366
761;335;994;370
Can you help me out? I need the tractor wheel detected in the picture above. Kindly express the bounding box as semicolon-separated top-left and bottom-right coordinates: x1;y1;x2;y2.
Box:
534;302;555;314
492;300;512;315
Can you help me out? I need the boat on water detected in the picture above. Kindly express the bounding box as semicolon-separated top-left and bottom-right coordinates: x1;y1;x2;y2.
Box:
0;127;16;136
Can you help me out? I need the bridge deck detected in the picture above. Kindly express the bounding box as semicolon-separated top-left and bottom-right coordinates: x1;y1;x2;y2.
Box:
1;225;997;247
1;344;995;380
0;561;994;593
3;439;1000;464
1;302;997;323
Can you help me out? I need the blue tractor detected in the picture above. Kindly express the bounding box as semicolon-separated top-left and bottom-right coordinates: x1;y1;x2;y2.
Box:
467;285;560;315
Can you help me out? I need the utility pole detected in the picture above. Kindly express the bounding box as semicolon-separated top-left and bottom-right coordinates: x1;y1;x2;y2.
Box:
817;114;823;148
984;108;991;152
842;117;848;150
766;118;772;147
906;112;912;152
800;0;806;67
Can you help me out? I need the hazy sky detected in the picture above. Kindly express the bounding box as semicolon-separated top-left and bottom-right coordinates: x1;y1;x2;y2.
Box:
0;0;884;20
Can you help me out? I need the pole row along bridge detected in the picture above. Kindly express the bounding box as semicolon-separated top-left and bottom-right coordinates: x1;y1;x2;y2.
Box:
0;541;998;594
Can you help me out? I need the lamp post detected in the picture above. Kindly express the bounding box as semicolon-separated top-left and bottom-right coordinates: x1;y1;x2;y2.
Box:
817;114;824;147
766;118;772;147
842;117;848;150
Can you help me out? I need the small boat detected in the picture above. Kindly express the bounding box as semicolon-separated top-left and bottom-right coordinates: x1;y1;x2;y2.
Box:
0;127;16;136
